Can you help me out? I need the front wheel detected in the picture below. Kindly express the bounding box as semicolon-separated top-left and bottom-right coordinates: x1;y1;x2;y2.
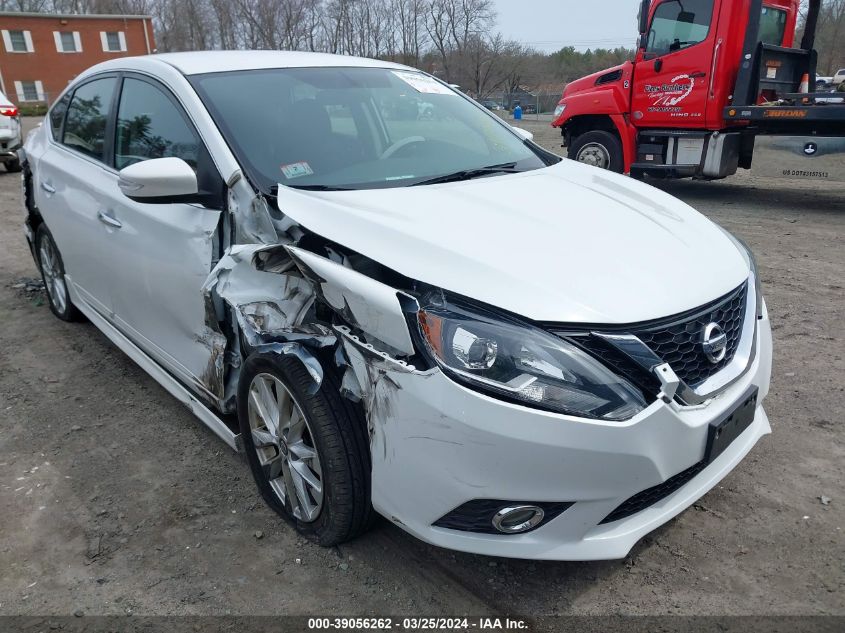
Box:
5;157;22;173
237;351;374;546
568;130;624;173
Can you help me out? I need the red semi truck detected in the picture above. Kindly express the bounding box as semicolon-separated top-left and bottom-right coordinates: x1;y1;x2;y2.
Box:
551;0;845;182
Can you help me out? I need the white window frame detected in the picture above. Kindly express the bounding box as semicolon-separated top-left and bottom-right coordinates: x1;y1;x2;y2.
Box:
100;31;127;52
54;31;82;53
2;29;35;53
14;80;45;102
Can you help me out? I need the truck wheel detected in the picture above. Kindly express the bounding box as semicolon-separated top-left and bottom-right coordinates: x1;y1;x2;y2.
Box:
569;131;624;173
238;350;374;546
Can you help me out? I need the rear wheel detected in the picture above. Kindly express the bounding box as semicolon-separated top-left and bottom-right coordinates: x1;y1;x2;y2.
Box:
569;130;624;173
238;351;374;545
35;224;80;322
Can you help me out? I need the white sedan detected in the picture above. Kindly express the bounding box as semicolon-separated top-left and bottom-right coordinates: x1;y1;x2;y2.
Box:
0;90;22;172
21;51;773;560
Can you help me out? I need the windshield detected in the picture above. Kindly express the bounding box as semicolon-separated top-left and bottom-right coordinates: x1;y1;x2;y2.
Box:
190;67;550;193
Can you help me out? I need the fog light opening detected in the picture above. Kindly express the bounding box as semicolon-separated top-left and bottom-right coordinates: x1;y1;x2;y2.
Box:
492;505;545;534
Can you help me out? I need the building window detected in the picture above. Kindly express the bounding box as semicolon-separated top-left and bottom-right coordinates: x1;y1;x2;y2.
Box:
2;29;34;53
54;31;82;53
101;31;127;52
14;81;44;102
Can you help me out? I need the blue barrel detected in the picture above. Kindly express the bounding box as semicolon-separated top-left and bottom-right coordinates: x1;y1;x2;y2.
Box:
513;105;522;120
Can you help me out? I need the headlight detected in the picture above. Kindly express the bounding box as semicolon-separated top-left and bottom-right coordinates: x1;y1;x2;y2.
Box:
554;103;567;118
416;295;646;420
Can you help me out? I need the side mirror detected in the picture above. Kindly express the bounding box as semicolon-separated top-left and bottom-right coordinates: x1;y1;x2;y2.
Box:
118;156;198;202
638;0;651;35
511;126;534;142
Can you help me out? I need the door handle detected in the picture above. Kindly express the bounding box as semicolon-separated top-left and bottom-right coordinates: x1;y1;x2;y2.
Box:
654;59;663;72
41;182;56;194
689;71;707;79
97;211;122;229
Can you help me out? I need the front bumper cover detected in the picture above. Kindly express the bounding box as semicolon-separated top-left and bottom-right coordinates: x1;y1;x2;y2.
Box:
350;305;772;560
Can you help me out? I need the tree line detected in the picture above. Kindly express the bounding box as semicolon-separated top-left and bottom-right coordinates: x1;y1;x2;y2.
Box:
1;0;638;102
4;0;841;98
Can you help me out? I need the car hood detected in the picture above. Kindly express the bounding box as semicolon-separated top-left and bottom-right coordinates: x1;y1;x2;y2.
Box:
276;160;749;324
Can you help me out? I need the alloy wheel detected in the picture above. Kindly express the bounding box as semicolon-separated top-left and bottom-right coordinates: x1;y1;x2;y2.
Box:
247;373;324;522
39;235;68;314
576;142;611;169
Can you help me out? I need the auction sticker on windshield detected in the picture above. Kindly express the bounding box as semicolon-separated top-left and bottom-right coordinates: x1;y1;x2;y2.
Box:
392;71;455;95
281;161;314;179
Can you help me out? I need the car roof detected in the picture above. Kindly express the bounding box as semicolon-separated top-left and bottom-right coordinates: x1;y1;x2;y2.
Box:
85;50;415;77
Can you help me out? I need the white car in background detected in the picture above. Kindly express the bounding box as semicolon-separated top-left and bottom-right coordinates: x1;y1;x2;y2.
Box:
20;51;772;560
0;90;22;172
832;68;845;86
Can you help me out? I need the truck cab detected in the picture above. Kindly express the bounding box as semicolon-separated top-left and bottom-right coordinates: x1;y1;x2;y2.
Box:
551;0;844;180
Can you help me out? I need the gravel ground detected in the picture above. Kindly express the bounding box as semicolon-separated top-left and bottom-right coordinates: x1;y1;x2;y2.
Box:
0;117;843;620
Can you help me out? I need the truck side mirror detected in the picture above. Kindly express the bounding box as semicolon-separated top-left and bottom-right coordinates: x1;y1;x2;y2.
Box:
638;0;651;35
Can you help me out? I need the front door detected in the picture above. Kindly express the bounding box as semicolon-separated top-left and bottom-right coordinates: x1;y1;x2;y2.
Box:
101;75;223;398
631;0;722;129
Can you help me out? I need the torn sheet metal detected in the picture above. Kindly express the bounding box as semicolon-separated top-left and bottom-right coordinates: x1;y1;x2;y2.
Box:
227;177;278;245
285;245;416;356
202;243;336;402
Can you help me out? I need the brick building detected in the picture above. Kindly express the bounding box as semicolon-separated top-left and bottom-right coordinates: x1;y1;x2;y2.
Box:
0;12;155;105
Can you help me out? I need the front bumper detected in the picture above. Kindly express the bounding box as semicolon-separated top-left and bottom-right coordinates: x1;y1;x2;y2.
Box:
356;306;772;560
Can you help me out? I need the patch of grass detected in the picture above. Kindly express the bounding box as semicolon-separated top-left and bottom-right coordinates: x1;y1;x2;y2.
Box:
18;103;48;117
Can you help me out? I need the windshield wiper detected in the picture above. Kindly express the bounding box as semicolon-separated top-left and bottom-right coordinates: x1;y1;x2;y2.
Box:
285;184;354;191
410;163;523;187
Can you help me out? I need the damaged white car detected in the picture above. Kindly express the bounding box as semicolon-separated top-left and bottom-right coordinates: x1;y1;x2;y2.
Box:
20;51;772;560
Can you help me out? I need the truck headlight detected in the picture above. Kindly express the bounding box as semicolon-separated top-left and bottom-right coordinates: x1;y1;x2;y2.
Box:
554;103;567;118
416;296;646;420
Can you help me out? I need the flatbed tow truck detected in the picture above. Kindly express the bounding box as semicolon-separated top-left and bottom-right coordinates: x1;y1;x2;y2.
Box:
551;0;845;182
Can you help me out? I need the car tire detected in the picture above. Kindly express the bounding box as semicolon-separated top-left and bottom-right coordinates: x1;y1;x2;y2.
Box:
569;130;624;173
237;350;374;546
35;224;81;322
5;158;22;173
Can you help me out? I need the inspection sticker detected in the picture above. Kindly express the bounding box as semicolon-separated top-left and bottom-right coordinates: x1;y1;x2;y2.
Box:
281;161;314;179
392;71;455;95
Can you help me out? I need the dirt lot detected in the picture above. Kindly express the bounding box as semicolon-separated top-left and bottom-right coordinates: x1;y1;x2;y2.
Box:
0;117;843;621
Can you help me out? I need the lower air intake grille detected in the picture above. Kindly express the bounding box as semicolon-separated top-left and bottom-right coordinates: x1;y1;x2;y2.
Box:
599;460;707;524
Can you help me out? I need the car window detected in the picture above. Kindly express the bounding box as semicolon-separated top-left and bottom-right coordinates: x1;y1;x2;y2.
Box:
647;0;714;55
62;77;117;162
191;67;548;193
49;93;71;139
115;77;201;170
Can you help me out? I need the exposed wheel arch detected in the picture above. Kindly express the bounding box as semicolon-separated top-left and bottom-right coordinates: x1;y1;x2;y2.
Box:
562;115;621;148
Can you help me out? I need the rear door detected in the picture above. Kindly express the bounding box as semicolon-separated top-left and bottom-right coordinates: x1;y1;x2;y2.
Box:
34;76;120;316
98;74;223;398
631;0;723;128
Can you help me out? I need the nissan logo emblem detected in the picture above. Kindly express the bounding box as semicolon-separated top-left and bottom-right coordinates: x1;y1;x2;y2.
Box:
702;323;727;364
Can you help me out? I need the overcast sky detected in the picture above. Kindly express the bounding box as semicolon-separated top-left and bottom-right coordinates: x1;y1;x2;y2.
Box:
492;0;642;52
